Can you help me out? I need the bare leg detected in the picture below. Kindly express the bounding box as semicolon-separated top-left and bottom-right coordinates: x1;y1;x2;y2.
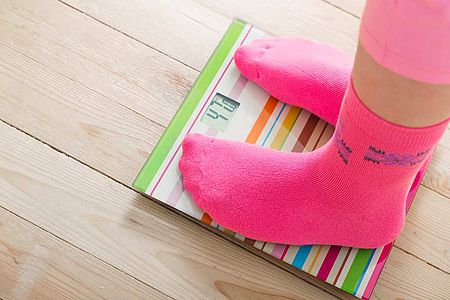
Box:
353;44;450;128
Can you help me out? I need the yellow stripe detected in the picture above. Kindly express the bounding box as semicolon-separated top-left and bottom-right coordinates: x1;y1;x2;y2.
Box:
270;106;301;150
308;245;323;273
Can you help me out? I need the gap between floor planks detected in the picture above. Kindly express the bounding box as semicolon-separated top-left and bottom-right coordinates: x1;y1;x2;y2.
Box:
0;204;171;299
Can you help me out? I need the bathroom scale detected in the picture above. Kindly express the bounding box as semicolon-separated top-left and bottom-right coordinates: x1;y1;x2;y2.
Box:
133;20;427;299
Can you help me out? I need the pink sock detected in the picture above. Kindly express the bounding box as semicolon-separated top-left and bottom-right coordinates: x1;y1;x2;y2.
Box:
234;37;352;125
179;82;448;248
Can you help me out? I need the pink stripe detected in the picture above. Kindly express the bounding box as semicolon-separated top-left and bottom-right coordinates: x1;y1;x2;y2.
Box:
150;25;254;196
166;178;185;207
362;245;391;299
271;244;287;259
280;245;290;260
316;245;341;281
229;75;248;99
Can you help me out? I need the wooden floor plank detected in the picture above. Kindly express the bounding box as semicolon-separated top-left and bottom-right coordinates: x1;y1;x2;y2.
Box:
1;0;448;271
320;0;365;17
64;0;359;68
439;128;450;149
394;186;450;273
0;121;338;299
3;0;196;128
0;207;169;300
422;144;450;199
0;0;179;185
373;247;450;300
0;0;448;297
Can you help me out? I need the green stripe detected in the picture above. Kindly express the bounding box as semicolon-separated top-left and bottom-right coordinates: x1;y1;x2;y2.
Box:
133;20;246;193
341;249;373;293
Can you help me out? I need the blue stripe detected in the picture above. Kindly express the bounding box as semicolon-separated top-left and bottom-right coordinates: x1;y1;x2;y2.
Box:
292;245;313;269
261;103;286;146
353;249;376;295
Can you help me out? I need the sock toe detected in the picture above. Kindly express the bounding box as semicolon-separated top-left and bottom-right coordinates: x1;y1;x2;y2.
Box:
179;133;216;206
234;45;263;81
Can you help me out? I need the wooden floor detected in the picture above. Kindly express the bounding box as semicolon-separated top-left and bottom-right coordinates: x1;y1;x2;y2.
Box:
0;0;449;299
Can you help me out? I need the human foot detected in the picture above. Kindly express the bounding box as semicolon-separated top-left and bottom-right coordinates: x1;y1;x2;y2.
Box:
234;37;352;125
179;83;447;248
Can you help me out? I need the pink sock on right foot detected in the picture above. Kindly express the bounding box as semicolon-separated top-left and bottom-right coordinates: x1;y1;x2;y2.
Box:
179;83;448;247
234;37;352;125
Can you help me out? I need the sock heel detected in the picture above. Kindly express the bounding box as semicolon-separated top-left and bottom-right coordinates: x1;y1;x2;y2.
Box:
410;168;424;192
410;152;433;192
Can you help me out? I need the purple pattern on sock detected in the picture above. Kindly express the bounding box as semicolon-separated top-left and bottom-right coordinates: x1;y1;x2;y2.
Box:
335;121;352;164
364;146;429;166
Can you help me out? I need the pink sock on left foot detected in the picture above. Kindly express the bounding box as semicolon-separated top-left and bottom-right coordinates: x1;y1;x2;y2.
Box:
179;82;448;248
235;37;352;125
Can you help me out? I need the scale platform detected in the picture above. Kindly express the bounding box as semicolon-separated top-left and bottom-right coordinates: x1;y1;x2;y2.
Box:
133;20;426;299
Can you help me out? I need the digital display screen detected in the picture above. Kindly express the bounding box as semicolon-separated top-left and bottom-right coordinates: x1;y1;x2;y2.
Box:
201;93;240;131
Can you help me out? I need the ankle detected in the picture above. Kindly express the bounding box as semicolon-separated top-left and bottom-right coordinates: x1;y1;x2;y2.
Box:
353;44;450;127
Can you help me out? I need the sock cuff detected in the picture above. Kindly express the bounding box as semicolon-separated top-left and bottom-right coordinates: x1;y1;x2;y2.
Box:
341;81;449;150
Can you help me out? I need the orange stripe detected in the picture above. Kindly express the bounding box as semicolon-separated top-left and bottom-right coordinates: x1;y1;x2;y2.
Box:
245;96;278;144
201;213;212;225
308;245;323;273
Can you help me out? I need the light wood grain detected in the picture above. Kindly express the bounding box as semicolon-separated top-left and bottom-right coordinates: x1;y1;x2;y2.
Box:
1;0;448;272
422;144;450;199
0;0;449;298
321;0;365;17
0;121;338;299
64;0;359;67
0;0;183;185
389;186;450;273
439;127;450;149
373;247;450;300
0;208;169;299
